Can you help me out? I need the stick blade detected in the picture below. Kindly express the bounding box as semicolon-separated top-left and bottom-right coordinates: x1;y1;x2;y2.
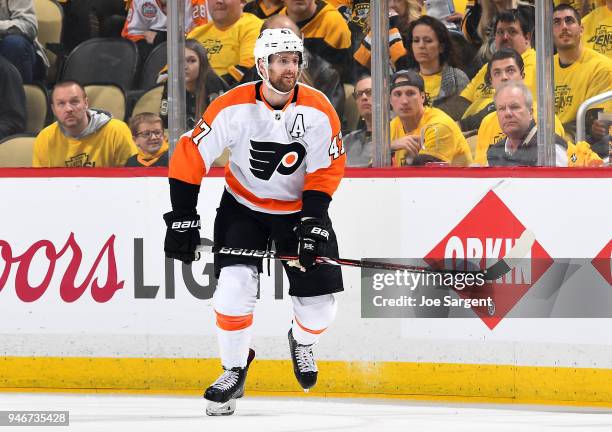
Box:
483;229;535;280
504;229;536;260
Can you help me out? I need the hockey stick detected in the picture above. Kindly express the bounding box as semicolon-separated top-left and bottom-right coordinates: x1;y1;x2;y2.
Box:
195;229;535;281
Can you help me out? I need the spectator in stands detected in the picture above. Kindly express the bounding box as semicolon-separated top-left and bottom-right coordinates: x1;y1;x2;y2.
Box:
389;70;472;166
552;3;612;147
0;0;48;83
122;0;208;64
353;0;423;77
187;0;262;86
345;0;370;52
59;0;128;50
343;75;373;167
0;55;25;140
474;48;566;165
281;0;352;83
403;16;469;109
160;39;228;130
580;0;612;60
33;80;136;167
554;0;604;18
462;0;533;65
444;8;535;125
487;81;569;166
126;112;168;167
94;0;129;38
57;0;94;51
245;0;284;19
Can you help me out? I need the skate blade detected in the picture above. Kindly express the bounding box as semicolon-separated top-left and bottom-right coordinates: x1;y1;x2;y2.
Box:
206;399;236;416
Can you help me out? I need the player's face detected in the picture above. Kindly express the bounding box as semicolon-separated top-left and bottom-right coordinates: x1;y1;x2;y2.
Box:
267;52;300;93
51;84;89;130
496;87;533;139
185;48;200;86
354;77;372;118
494;21;530;53
134;121;164;155
412;24;442;67
390;79;425;120
489;58;523;89
552;10;583;50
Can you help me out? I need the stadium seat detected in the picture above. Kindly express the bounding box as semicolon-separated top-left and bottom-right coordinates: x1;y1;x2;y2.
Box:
23;83;49;134
139;42;167;90
131;85;163;118
61;38;139;91
33;0;64;83
84;84;127;121
0;134;36;167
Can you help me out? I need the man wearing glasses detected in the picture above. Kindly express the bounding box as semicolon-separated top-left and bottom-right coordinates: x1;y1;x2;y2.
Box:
343;74;373;167
126;112;168;167
33;80;136;167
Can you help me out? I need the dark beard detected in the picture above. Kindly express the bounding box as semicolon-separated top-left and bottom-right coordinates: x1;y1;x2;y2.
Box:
270;76;297;93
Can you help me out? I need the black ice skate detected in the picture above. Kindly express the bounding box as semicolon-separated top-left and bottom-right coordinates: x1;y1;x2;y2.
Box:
204;348;255;416
288;329;318;391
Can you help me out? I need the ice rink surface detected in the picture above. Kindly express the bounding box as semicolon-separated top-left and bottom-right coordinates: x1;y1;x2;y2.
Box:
1;393;612;432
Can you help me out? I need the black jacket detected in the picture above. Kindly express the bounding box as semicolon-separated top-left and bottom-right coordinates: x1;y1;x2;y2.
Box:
0;56;26;140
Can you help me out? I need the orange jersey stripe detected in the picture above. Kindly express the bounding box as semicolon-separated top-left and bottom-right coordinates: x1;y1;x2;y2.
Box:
199;82;256;128
168;134;206;185
295;316;326;335
215;311;253;331
225;165;303;212
297;85;345;196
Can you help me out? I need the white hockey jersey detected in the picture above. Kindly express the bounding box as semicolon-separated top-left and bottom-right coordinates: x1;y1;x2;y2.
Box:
122;0;208;42
169;81;346;214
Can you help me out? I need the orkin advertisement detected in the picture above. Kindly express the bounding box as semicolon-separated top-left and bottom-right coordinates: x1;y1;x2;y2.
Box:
0;169;611;367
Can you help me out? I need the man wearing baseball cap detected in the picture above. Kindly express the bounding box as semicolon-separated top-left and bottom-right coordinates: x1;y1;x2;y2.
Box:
389;70;472;166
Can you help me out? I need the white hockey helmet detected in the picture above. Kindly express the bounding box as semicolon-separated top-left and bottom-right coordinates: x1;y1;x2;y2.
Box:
254;28;306;94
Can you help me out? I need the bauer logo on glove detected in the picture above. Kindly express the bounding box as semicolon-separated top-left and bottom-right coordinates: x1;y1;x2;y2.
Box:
171;220;201;232
308;226;329;240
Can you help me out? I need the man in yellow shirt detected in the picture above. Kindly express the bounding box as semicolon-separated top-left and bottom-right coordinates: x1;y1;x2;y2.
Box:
389;70;472;167
553;3;612;143
581;0;612;59
474;49;566;165
442;9;535;127
33;81;136;167
187;0;262;86
487;81;569;166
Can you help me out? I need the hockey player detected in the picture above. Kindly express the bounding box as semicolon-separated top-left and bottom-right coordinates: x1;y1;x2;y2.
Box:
163;27;345;416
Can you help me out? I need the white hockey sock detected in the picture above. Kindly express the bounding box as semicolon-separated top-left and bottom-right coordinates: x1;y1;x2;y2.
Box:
216;326;252;368
291;294;337;346
213;265;259;369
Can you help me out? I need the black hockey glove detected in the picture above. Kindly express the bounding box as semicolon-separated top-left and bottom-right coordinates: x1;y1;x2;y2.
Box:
295;218;330;269
163;210;201;264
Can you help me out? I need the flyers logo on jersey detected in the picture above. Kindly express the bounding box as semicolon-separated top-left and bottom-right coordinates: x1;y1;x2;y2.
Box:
249;140;306;181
